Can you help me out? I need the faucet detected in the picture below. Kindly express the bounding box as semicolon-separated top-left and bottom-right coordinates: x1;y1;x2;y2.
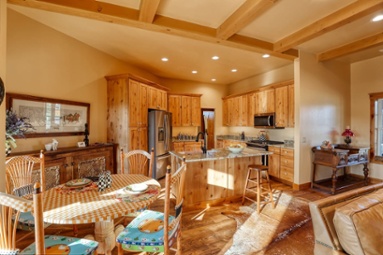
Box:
196;131;208;154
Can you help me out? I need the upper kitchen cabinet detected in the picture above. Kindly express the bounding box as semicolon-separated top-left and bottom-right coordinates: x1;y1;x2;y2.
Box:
105;73;169;153
148;86;167;111
254;88;275;114
168;93;202;127
222;94;248;126
275;80;294;128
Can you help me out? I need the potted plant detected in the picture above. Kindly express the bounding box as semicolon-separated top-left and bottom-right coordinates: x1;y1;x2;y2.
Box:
5;109;34;156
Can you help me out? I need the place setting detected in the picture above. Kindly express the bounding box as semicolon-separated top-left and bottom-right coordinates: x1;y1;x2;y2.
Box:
115;182;160;203
55;178;98;194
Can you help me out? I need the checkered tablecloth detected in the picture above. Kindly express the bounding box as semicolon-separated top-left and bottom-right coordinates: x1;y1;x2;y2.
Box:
43;174;161;224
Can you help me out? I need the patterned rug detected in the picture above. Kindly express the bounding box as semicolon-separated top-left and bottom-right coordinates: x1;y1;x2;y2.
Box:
220;191;316;255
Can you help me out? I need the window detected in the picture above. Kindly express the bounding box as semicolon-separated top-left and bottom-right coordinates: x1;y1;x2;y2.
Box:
370;92;383;163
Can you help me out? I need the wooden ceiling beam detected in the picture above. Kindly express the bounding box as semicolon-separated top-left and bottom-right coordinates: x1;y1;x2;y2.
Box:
216;0;277;40
8;0;296;60
317;32;383;62
139;0;161;23
274;0;383;53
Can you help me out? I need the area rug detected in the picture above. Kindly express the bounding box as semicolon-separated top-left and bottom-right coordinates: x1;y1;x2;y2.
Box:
220;191;315;255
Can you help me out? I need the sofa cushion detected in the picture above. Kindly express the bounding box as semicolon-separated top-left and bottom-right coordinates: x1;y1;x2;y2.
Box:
333;189;383;255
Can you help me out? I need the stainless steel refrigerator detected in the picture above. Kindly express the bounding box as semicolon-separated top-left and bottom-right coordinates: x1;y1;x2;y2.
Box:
148;110;172;180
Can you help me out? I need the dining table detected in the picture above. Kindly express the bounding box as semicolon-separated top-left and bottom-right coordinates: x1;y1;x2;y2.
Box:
42;174;161;255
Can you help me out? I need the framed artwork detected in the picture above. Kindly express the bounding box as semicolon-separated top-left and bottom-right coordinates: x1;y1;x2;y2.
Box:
6;93;90;138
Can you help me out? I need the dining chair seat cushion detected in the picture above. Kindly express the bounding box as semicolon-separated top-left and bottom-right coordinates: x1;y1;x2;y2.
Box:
116;209;180;252
19;235;99;255
15;211;51;231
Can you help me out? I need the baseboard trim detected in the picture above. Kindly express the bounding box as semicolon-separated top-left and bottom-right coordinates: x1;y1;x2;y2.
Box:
293;182;311;191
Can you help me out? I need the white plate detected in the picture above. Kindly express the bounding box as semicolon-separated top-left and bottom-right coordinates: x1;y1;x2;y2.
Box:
65;178;92;187
126;183;148;193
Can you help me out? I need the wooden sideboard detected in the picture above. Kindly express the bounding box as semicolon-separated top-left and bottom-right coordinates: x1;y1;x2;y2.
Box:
10;143;117;189
311;145;369;194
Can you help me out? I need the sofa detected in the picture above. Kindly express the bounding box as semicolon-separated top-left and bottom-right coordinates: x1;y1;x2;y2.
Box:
309;182;383;255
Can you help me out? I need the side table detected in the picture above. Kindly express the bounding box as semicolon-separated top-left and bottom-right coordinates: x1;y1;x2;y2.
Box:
311;145;369;194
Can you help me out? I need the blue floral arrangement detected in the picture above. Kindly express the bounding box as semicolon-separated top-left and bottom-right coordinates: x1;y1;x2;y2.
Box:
6;109;34;154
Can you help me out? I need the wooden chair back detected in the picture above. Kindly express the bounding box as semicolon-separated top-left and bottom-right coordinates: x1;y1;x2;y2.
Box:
120;148;154;177
0;184;36;252
164;160;187;254
5;151;46;194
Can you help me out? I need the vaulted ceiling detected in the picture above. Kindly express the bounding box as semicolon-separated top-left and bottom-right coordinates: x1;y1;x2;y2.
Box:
7;0;383;85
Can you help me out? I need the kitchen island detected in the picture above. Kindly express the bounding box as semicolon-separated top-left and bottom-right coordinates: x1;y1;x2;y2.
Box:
170;148;271;208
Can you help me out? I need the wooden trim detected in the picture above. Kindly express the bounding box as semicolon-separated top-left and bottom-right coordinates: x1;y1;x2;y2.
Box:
317;32;383;61
8;0;297;60
216;0;277;40
105;73;169;91
369;92;383;164
274;0;383;52
222;79;294;99
139;0;160;23
293;182;311;191
168;93;202;97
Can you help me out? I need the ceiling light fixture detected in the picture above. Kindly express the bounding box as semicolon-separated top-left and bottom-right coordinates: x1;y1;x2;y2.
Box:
212;56;219;60
161;57;169;62
231;69;237;72
211;78;216;82
192;70;198;74
379;49;383;53
372;14;383;22
262;54;270;58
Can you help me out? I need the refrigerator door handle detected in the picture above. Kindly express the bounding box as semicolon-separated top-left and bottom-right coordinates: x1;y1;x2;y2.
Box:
164;114;169;151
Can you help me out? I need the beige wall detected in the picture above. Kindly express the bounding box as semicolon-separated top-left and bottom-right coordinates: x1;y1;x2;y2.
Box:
297;51;350;184
6;9;160;153
351;55;383;179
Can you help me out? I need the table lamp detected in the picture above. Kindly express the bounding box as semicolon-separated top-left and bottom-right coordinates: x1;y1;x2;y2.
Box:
342;126;354;146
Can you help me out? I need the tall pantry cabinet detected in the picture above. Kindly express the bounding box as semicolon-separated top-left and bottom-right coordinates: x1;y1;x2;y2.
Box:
105;74;168;170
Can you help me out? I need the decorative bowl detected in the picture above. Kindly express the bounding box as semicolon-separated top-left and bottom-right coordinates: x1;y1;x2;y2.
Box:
228;144;244;153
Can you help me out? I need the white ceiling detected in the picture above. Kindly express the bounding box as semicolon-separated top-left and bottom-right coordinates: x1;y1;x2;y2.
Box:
7;0;383;85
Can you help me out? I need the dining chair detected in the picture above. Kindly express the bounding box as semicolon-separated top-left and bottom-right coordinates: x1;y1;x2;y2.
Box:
0;182;99;255
116;161;187;254
120;148;155;177
5;151;50;234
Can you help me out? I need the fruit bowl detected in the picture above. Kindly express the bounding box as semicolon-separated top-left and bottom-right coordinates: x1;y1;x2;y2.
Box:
227;144;244;153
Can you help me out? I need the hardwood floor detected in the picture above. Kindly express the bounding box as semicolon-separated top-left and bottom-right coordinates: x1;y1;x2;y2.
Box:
16;180;328;255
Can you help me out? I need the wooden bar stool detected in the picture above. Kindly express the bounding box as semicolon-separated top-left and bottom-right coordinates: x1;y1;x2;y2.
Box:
242;164;275;213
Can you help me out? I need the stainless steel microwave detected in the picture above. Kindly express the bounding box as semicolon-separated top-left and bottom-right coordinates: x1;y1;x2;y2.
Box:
254;113;279;128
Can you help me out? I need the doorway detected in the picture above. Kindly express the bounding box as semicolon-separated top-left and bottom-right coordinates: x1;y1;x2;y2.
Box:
201;108;215;150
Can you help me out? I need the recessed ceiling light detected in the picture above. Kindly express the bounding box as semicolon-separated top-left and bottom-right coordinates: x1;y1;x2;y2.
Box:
372;14;383;22
161;57;169;62
211;78;216;82
212;56;219;60
262;54;270;58
231;69;237;72
379;49;383;53
192;70;198;74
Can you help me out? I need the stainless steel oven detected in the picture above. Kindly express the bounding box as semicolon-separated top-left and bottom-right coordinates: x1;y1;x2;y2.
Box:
246;140;284;165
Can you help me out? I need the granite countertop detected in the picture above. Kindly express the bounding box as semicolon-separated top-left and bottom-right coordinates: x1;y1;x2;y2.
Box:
169;148;272;163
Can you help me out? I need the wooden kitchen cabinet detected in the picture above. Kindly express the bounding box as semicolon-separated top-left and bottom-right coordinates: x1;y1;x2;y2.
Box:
268;146;281;178
254;88;275;114
148;86;167;110
275;85;288;127
222;94;248;126
15;144;116;187
106;74;169;170
280;148;294;183
288;84;295;127
168;93;202;127
172;141;202;152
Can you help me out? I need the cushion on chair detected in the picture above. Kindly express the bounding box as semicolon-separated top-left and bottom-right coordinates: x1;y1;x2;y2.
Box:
19;235;99;255
333;189;383;255
15;211;51;231
116;210;180;253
